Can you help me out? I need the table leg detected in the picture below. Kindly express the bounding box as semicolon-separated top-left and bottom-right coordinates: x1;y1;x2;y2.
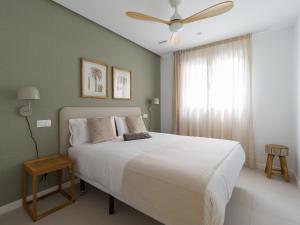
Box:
264;155;268;173
279;156;284;175
70;165;75;202
22;168;27;207
109;195;115;215
32;175;37;221
279;156;290;182
57;170;63;191
266;154;274;178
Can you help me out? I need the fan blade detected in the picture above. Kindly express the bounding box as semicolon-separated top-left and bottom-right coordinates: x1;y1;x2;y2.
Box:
181;1;233;24
169;32;180;45
126;12;170;25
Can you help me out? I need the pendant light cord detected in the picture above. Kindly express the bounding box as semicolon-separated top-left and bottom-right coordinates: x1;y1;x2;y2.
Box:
25;116;39;159
25;117;47;181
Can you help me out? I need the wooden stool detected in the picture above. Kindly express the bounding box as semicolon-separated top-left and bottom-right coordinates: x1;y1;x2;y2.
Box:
265;144;289;182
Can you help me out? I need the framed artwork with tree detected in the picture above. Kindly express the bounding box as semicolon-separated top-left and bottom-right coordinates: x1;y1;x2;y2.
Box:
112;67;131;100
81;58;108;99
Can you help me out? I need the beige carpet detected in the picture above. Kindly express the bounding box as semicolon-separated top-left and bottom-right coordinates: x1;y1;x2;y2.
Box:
0;184;162;225
1;168;299;225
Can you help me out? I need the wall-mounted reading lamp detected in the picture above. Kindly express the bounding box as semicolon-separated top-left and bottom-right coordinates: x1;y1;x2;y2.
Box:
148;98;159;131
17;87;40;117
17;87;40;159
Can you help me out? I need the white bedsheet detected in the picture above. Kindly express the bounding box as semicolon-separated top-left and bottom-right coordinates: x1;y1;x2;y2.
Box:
69;132;245;225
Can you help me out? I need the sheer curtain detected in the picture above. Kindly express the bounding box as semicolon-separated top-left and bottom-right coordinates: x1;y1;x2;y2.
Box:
173;35;255;168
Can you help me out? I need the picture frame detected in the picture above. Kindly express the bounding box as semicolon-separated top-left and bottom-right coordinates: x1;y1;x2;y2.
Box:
81;58;108;99
112;67;132;100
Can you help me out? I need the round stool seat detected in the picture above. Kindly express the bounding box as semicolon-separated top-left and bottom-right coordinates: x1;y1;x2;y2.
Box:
265;144;288;156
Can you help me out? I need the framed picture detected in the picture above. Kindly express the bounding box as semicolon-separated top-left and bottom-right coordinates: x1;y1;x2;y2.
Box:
81;58;108;98
112;67;131;99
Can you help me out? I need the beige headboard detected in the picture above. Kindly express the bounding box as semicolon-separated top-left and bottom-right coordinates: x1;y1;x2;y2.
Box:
59;107;141;154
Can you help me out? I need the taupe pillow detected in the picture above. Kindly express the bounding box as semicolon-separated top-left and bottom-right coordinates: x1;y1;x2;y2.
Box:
87;117;116;144
126;116;147;133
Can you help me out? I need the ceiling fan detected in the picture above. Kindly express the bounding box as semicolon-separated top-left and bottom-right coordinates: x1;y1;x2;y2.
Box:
126;0;234;45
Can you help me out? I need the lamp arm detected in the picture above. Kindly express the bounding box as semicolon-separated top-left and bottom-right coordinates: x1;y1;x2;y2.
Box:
28;100;31;112
25;116;39;159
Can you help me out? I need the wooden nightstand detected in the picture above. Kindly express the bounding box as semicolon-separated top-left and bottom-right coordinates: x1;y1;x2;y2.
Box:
22;154;76;221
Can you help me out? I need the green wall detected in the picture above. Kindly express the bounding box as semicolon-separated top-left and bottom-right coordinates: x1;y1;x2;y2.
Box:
0;0;160;206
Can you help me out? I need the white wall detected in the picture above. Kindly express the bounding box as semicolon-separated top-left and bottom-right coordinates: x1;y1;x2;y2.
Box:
252;27;296;171
160;54;174;133
294;17;300;181
160;26;298;173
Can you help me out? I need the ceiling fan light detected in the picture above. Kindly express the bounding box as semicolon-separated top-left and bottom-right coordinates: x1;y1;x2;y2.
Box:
170;22;183;32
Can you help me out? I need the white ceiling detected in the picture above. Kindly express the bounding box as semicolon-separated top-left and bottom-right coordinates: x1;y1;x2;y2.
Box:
52;0;300;56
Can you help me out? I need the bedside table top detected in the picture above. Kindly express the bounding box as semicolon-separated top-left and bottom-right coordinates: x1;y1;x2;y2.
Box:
24;154;74;176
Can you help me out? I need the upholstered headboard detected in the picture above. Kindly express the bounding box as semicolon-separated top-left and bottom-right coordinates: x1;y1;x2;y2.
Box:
59;107;141;154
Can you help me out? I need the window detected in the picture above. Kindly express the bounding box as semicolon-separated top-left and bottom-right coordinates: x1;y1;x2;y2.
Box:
174;35;255;168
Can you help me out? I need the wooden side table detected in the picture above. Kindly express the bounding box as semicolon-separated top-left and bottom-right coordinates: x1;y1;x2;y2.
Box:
22;154;76;221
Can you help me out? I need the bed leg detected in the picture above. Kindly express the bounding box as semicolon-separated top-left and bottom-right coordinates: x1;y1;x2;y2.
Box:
80;179;86;195
109;195;114;215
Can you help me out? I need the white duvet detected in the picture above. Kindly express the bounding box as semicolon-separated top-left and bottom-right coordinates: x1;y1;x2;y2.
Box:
69;132;245;225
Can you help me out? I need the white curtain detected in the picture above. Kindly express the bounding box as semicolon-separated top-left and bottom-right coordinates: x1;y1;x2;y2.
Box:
173;35;255;168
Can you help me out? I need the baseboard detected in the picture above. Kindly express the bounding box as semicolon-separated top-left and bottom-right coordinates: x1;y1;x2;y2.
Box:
255;162;265;171
0;179;78;216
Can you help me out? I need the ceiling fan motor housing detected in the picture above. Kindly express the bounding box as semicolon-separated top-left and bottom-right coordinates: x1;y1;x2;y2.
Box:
169;0;181;8
169;0;183;32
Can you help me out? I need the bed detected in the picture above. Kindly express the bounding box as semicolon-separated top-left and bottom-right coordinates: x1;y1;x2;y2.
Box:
59;107;245;225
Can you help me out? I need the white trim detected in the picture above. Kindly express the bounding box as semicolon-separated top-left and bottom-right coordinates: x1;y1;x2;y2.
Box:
0;200;21;217
255;162;266;171
0;180;77;216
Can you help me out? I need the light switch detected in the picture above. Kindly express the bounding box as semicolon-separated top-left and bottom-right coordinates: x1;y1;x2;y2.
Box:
37;120;52;128
142;114;148;119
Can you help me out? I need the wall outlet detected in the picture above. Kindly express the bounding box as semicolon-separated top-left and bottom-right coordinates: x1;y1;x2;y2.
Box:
37;120;51;128
142;114;148;119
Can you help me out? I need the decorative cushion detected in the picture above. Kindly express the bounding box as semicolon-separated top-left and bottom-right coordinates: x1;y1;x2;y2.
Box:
265;144;288;156
123;132;152;141
69;117;116;146
87;117;116;144
126;116;147;133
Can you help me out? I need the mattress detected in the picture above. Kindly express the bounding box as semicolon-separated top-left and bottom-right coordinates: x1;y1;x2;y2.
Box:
69;132;245;225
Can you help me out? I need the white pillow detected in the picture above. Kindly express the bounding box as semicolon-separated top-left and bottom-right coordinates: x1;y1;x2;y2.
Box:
115;116;129;136
69;118;90;146
69;117;116;146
